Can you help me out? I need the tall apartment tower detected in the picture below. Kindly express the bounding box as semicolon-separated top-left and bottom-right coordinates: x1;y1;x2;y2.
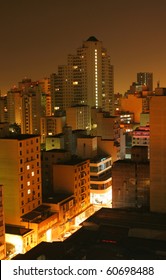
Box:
7;87;22;125
0;95;8;123
19;81;46;135
51;36;114;114
150;96;166;213
0;135;42;225
137;72;153;91
39;77;51;116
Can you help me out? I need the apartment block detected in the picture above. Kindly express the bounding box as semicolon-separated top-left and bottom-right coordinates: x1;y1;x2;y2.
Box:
51;36;114;114
90;155;112;206
40;115;66;144
41;149;71;195
53;158;91;216
66;105;91;131
0;134;42;225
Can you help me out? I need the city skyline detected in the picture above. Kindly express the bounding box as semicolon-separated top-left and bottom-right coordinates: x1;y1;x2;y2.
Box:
1;0;166;94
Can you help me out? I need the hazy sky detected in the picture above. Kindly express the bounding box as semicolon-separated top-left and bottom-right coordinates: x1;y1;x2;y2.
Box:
1;0;166;94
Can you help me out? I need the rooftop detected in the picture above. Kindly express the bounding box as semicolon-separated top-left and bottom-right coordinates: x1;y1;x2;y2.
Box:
57;156;89;166
83;208;166;232
0;134;39;140
87;36;99;42
5;225;33;236
12;208;166;260
42;148;68;153
21;204;53;223
43;193;74;204
90;154;111;163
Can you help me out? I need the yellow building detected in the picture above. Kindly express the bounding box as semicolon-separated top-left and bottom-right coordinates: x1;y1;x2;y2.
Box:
43;193;75;239
5;225;35;257
0;134;42;225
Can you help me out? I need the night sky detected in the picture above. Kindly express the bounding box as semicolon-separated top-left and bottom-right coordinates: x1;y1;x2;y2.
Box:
1;0;166;94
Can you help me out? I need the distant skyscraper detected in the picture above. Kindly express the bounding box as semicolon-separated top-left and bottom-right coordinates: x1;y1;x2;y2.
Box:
137;72;153;91
18;79;47;134
51;36;114;114
7;87;22;125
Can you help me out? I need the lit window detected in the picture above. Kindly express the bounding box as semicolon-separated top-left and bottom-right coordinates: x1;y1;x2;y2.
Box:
27;181;30;186
27;165;30;170
73;81;78;85
27;189;31;194
31;171;34;176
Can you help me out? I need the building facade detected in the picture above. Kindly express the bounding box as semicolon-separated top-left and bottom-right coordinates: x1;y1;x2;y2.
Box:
137;72;153;91
51;36;114;114
0;134;42;225
53;158;91;216
150;96;166;213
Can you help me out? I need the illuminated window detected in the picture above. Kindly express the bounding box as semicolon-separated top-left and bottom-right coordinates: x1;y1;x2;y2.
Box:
27;165;30;170
73;81;78;85
27;181;30;186
31;171;34;176
27;189;31;194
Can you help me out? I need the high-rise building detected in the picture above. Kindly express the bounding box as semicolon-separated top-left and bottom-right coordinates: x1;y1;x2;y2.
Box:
39;77;51;117
0;95;8;123
20;82;46;135
150;96;166;213
7;87;22;125
0;134;42;225
51;36;114;114
137;72;153;91
66;105;91;131
6;79;47;135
